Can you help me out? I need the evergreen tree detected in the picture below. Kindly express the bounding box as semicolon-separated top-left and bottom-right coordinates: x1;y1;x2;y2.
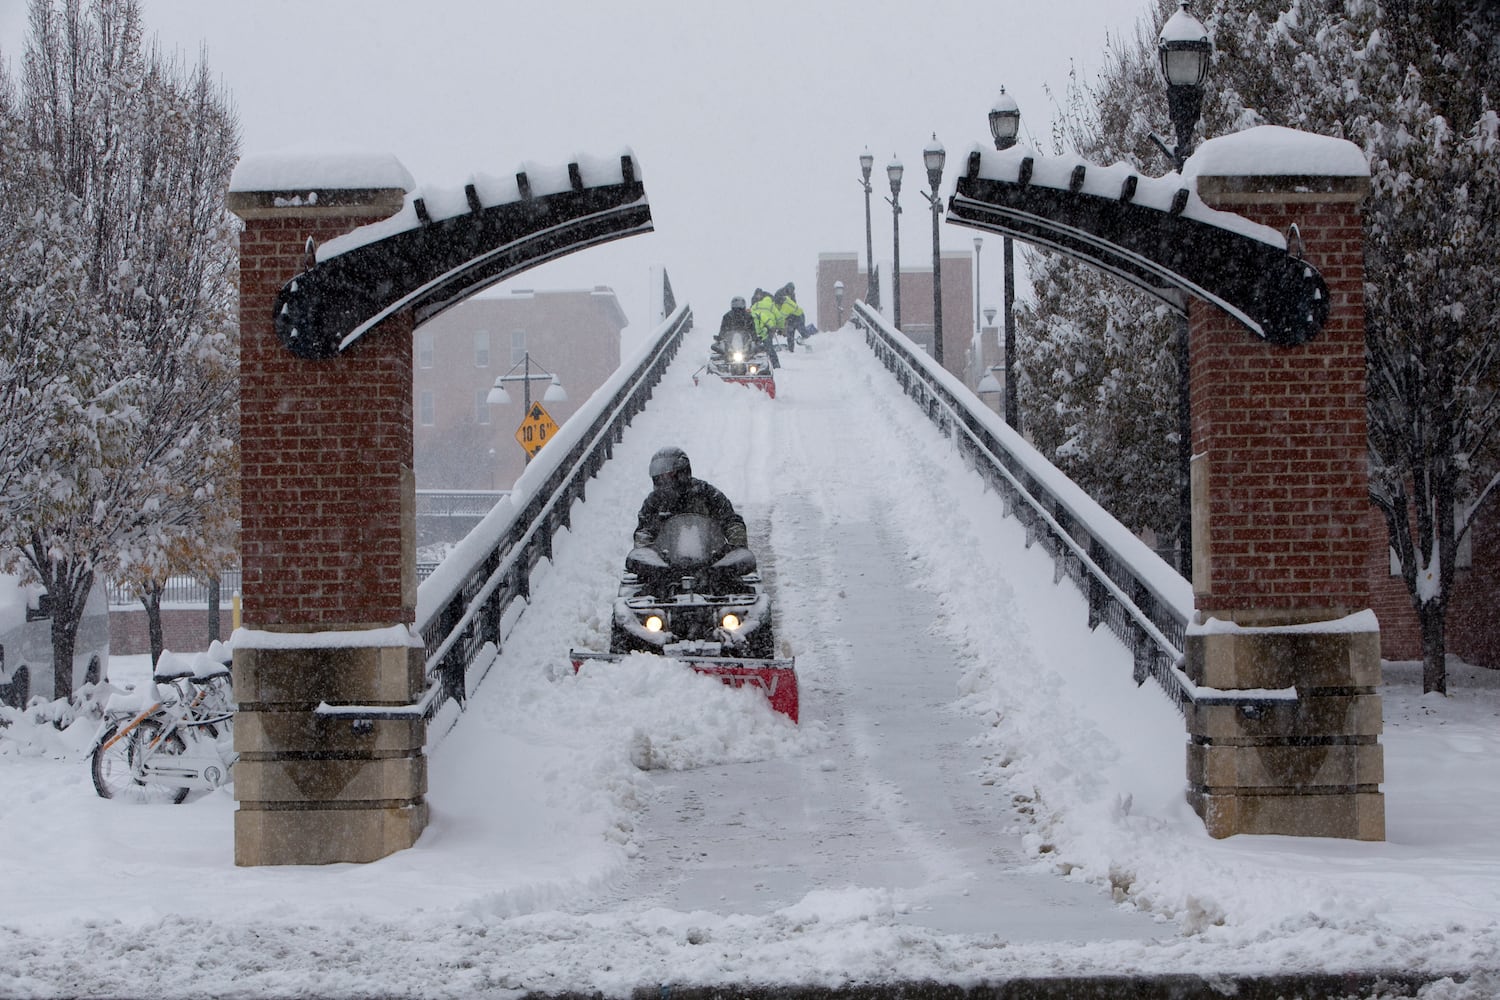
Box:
1025;0;1500;692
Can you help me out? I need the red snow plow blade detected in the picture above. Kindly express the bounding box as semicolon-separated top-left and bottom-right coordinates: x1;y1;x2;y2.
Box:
692;365;777;398
569;650;799;723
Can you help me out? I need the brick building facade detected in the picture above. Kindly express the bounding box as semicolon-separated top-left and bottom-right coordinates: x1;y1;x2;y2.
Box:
413;289;628;492
816;250;977;379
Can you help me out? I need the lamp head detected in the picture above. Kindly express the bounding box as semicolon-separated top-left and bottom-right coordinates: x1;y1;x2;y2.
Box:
859;148;874;181
989;86;1021;150
1158;2;1212;88
887;156;903;195
923;133;946;190
1157;1;1213;170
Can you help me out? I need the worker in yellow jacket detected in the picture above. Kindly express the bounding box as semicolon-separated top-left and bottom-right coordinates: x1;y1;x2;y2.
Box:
749;288;781;368
773;283;806;353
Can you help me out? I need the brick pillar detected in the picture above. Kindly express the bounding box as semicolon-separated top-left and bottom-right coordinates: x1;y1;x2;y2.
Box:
227;163;428;865
1182;168;1384;840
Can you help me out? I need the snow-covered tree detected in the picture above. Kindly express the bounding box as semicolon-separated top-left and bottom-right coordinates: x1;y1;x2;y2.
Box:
1017;17;1198;568
1027;0;1500;692
0;0;240;693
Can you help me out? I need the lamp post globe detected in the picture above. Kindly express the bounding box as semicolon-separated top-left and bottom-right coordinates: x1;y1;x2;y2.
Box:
923;134;946;364
887;156;904;330
989;86;1021;151
1158;1;1212;171
834;280;845;327
859;149;877;306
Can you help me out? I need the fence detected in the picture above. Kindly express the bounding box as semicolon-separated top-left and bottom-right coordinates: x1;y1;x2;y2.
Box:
851;301;1293;712
107;571;242;608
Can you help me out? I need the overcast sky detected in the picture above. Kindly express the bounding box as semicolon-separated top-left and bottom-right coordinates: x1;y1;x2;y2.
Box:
0;0;1153;336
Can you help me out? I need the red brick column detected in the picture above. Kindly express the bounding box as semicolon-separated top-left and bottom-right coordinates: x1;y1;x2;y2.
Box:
227;170;428;865
1182;171;1384;840
235;204;417;628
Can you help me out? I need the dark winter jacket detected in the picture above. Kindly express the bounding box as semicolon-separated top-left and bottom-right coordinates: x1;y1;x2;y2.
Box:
718;306;756;338
634;478;747;549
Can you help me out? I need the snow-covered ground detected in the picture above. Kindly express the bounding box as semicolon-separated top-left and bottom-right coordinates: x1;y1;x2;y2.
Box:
1;323;1497;998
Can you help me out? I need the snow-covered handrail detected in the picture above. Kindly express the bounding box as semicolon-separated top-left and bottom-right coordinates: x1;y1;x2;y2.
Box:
314;294;694;728
851;301;1296;713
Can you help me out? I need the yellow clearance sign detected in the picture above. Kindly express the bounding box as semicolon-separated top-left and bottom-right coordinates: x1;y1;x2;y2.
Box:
515;402;559;458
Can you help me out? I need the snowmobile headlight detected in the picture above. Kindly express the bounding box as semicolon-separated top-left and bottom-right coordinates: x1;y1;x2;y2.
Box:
747;364;759;375
720;613;741;631
644;614;665;633
731;350;745;363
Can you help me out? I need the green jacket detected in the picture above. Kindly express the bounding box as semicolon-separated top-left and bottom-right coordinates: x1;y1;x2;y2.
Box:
775;294;803;327
750;294;780;339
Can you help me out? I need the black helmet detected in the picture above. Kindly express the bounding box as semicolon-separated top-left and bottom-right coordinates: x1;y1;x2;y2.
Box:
731;296;746;309
649;446;691;488
783;282;795;296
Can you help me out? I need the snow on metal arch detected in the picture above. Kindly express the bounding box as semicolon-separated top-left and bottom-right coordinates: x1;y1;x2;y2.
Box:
272;155;652;359
946;150;1330;347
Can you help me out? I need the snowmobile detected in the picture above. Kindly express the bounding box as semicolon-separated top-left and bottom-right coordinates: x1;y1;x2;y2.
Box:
570;512;798;722
693;329;776;398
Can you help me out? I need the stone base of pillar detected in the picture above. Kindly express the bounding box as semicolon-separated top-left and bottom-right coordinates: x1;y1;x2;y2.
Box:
232;635;429;866
1183;613;1386;841
235;801;430;866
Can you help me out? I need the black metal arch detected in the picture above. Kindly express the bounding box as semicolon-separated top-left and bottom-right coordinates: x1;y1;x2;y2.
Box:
946;151;1329;346
274;155;652;359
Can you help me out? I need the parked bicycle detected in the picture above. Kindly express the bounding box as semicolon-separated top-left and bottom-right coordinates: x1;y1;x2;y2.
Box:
90;653;236;804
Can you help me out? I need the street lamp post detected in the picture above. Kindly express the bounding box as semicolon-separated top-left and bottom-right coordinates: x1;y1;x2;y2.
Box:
989;87;1022;430
859;149;877;307
487;351;568;462
1155;1;1212;173
973;237;983;343
1155;1;1212;578
834;280;845;327
886;156;904;330
922;134;946;365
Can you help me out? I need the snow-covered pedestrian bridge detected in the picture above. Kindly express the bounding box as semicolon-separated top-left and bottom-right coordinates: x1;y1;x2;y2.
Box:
227;149;1382;872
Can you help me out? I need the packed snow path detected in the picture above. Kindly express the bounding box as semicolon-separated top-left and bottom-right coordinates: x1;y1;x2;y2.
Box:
556;336;1159;942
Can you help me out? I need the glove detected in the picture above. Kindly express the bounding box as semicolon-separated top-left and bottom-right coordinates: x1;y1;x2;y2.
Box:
724;521;747;548
633;529;654;548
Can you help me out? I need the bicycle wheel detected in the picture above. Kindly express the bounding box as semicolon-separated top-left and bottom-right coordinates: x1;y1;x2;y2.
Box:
91;718;190;804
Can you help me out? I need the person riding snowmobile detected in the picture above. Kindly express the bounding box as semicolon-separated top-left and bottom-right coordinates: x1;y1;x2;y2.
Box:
715;296;757;359
634;446;748;551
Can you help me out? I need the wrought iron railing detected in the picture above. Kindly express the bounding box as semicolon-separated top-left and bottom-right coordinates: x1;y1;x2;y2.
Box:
414;490;509;518
851;302;1292;712
315;300;693;728
107;571;243;608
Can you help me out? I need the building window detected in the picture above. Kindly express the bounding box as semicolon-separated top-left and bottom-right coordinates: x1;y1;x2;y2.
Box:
511;329;527;366
417;330;434;369
474;330;490;367
418;390;435;426
475;390;491;425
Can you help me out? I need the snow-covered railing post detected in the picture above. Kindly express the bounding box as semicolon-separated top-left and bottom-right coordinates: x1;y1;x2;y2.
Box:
227;152;429;868
226;148;655;867
921;124;1385;841
1181;130;1383;841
